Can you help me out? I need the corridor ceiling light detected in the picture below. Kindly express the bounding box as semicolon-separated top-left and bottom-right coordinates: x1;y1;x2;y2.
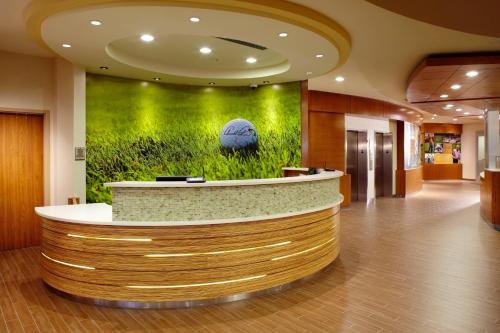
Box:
451;84;461;90
278;32;288;37
453;118;458;121
315;54;324;58
99;66;108;70
456;108;463;112
62;43;71;48
90;20;102;26
246;57;257;64
440;94;449;98
200;47;212;54
464;112;470;115
335;76;345;82
445;104;454;108
140;34;155;42
190;17;200;23
466;70;478;77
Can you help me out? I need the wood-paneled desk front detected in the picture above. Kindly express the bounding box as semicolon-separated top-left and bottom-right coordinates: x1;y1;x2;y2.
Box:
35;172;344;308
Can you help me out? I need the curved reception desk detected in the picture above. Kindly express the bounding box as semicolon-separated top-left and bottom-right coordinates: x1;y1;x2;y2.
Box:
35;171;343;307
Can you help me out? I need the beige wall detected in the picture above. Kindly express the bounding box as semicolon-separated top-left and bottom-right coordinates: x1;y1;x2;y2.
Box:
462;122;484;180
0;50;86;205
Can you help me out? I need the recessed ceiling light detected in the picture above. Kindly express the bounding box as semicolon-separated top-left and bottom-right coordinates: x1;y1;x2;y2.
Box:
90;20;102;26
407;111;414;114
451;84;461;90
306;71;313;75
62;43;72;48
464;112;470;115
278;32;288;37
200;47;212;54
99;66;108;70
400;108;406;111
246;57;257;64
466;70;478;77
440;94;449;98
190;17;200;23
431;117;436;120
335;76;345;82
478;115;484;119
456;108;462;112
315;54;324;58
208;82;215;85
446;104;454;108
453;118;458;121
153;77;161;81
140;34;155;42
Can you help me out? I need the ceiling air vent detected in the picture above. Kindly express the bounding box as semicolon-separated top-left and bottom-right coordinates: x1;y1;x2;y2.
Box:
215;37;267;50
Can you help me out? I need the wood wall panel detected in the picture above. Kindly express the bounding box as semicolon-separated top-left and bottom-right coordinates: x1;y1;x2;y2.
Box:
308;111;345;171
0;113;44;251
40;207;341;303
308;90;422;124
396;167;423;197
480;170;500;230
422;123;462;134
423;164;463;180
339;174;351;207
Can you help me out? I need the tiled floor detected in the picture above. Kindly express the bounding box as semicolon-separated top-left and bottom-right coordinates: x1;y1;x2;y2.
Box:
1;180;499;332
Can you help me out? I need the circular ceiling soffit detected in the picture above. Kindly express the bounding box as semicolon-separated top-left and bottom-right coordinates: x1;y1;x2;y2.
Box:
25;0;352;86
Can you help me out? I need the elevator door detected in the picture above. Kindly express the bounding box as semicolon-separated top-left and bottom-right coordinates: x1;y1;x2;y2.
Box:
375;132;393;197
346;131;368;202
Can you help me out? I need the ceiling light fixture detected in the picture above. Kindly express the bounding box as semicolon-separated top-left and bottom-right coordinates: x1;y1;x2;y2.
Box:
446;104;454;108
478;115;484;119
456;108;462;112
246;57;257;64
315;54;324;58
263;80;270;84
306;71;313;75
400;108;406;111
190;17;200;23
451;84;461;90
278;32;288;37
62;43;72;48
99;66;108;70
466;70;478;77
453;118;458;121
153;77;161;81
464;112;470;115
200;47;212;54
208;82;215;85
140;34;155;42
440;94;449;98
335;76;345;82
90;20;102;26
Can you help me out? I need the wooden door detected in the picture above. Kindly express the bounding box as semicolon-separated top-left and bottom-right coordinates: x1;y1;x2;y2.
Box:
0;113;44;250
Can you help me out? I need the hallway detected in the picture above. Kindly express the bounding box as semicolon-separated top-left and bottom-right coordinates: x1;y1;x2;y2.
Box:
1;181;498;333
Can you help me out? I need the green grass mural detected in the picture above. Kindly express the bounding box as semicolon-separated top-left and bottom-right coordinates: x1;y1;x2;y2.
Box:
86;74;301;203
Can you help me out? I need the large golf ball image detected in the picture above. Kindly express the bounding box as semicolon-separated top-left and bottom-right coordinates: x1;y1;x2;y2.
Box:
220;119;258;150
